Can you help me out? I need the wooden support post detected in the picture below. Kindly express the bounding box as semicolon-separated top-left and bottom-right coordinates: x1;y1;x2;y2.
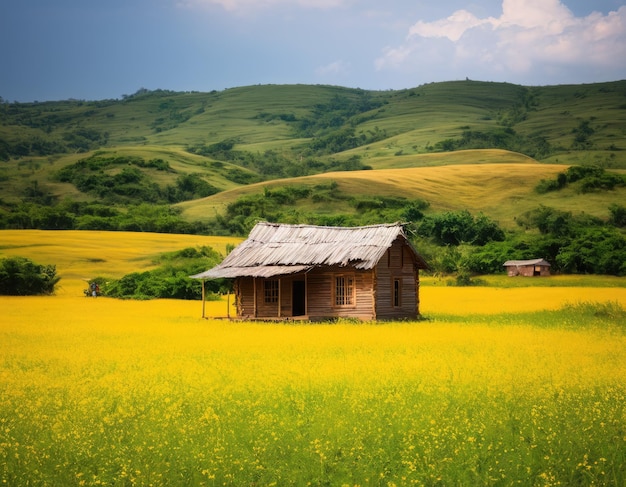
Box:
415;271;420;317
227;291;231;319
201;279;206;319
278;278;282;318
253;277;257;318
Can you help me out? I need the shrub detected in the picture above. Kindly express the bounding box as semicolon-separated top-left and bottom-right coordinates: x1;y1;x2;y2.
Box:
609;204;626;227
417;210;504;246
100;246;225;300
535;165;625;194
0;257;60;295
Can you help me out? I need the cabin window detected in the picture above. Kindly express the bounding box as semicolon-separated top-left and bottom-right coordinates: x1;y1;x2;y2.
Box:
264;279;279;303
334;275;355;307
393;278;401;307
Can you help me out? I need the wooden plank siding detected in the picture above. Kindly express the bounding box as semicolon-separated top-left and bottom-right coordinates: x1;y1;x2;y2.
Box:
374;238;420;320
306;267;375;320
235;276;296;319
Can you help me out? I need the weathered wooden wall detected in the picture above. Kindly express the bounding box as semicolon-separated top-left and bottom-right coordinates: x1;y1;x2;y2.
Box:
306;267;375;320
374;238;419;319
507;265;551;277
235;276;296;318
233;237;421;320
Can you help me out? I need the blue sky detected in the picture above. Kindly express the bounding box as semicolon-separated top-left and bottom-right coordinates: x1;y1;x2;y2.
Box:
1;0;625;101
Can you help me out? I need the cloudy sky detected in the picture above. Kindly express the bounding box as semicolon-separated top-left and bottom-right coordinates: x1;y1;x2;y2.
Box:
1;0;625;101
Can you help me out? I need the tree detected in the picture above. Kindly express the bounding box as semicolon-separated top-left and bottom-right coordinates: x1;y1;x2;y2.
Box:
0;257;60;295
609;204;626;227
417;210;504;246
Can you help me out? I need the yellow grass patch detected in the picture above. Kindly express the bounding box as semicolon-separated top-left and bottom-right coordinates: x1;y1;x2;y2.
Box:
421;286;626;315
0;230;242;295
178;162;569;226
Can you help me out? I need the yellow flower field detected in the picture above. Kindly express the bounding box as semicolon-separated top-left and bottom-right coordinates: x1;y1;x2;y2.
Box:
1;230;626;485
421;285;626;315
2;293;625;486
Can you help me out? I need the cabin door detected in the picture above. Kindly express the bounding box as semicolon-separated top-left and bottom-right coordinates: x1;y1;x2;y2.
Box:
292;280;306;316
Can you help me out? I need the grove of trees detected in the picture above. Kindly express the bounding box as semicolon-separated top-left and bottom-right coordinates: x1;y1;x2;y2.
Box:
0;257;60;295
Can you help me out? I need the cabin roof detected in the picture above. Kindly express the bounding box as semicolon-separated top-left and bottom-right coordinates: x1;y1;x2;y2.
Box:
192;222;428;279
503;258;551;267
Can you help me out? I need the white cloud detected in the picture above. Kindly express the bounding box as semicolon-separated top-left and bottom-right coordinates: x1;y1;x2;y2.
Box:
316;60;350;77
496;0;575;32
377;0;626;84
409;9;493;42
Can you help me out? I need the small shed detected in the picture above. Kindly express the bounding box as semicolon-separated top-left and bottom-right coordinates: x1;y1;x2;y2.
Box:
191;222;429;321
503;258;551;277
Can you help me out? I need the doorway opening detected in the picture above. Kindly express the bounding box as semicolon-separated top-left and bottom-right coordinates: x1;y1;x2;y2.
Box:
292;280;306;316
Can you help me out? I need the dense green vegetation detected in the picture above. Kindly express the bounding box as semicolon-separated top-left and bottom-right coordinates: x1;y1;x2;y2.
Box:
96;246;229;300
0;257;60;295
187;139;372;180
430;128;553;159
55;154;219;204
203;183;430;235
0;201;210;233
536;164;626;194
456;205;626;276
415;210;505;246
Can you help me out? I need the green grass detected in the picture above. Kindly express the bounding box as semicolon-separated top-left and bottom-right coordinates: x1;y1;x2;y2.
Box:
429;301;626;331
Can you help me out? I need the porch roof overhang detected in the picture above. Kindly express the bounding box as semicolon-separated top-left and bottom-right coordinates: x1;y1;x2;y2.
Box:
190;264;313;279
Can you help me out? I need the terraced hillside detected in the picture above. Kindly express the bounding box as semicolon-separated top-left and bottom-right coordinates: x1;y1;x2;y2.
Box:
2;81;625;182
1;81;625;276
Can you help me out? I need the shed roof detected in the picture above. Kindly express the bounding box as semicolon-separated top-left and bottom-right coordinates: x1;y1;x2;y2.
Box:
503;258;551;267
192;222;428;279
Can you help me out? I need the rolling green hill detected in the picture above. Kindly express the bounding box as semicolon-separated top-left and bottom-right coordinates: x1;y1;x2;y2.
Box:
0;80;626;236
2;80;625;172
1;81;625;274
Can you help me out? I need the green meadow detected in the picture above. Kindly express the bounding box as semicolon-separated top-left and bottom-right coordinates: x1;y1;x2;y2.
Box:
2;80;626;199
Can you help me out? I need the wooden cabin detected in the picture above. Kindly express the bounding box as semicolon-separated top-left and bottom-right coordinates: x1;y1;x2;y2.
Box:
503;258;551;277
192;222;429;321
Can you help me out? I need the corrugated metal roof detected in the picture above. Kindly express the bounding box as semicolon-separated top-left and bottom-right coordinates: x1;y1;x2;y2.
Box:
503;258;551;267
193;222;428;279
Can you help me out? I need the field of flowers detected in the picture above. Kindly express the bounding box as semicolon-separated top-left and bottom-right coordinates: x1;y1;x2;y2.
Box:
1;230;626;486
1;291;625;486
